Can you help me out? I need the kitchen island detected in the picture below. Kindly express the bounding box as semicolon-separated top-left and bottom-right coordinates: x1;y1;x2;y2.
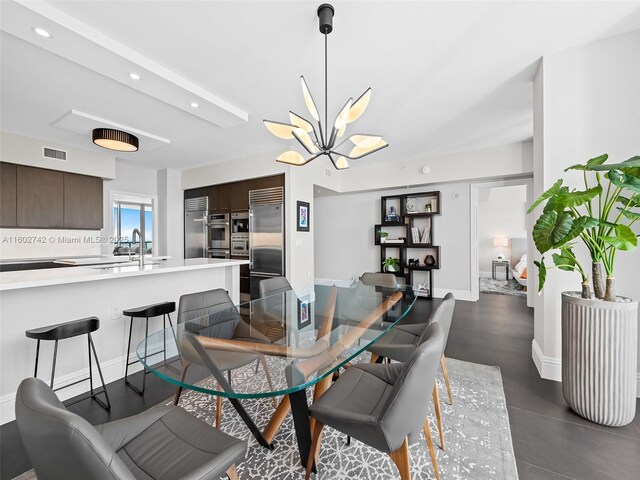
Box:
0;258;248;424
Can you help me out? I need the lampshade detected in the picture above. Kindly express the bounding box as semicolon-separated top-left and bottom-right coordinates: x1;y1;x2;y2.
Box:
493;236;509;248
92;128;138;152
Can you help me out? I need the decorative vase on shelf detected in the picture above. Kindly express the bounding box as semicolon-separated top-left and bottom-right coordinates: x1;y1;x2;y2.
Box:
424;255;436;266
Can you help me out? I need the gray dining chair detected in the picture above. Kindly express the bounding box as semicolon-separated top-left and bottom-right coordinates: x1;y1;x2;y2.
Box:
15;377;245;480
360;272;398;288
258;276;292;298
367;292;456;450
306;323;445;480
174;288;275;428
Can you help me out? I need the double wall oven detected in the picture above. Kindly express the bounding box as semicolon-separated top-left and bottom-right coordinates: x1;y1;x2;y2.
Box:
206;213;230;258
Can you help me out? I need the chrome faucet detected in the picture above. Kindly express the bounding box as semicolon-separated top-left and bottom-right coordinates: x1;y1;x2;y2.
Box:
131;228;145;267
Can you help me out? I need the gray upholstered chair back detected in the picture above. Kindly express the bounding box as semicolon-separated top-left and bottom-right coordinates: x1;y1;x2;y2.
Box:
360;272;397;288
259;276;292;298
177;288;235;324
417;292;455;348
15;378;135;480
379;323;444;451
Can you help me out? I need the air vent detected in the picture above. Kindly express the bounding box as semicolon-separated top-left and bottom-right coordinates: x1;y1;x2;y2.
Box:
43;147;67;161
185;196;209;212
249;187;284;206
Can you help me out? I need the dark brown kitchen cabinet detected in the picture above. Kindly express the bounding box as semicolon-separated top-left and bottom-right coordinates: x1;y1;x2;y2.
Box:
17;165;64;228
63;172;103;229
209;183;230;212
229;181;249;211
0;162;17;227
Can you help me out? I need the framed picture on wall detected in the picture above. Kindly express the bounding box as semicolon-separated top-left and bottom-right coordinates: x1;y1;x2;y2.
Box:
297;201;310;232
298;299;311;329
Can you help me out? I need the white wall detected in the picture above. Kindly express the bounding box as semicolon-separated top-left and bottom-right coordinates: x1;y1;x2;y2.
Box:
478;185;527;275
157;168;183;258
315;181;472;300
532;29;640;390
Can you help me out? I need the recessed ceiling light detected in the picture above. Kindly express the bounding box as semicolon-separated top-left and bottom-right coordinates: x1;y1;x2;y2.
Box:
32;27;52;38
190;102;199;108
128;73;141;80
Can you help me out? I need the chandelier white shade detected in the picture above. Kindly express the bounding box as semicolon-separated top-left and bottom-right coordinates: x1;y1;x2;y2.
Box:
264;4;387;170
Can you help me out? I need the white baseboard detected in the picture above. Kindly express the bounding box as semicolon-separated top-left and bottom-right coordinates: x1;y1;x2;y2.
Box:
532;340;640;398
1;350;153;425
531;339;562;382
432;288;473;301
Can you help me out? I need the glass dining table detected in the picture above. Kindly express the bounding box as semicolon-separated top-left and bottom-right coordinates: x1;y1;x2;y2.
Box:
137;282;418;470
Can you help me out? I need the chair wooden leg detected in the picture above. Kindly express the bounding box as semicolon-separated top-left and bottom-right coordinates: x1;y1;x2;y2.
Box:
432;384;445;451
388;438;411;480
441;355;453;405
173;362;190;406
226;463;238;480
370;353;380;363
215;382;223;429
423;419;440;480
305;421;324;480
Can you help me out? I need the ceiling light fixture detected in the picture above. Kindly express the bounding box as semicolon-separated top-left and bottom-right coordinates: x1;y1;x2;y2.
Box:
92;128;139;152
190;102;199;108
263;3;387;170
128;73;141;80
32;27;51;38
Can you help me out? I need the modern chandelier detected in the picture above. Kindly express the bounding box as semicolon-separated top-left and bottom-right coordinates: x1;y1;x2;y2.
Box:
263;3;388;170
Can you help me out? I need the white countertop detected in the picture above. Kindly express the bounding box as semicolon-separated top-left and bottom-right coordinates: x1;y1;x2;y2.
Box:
0;258;249;291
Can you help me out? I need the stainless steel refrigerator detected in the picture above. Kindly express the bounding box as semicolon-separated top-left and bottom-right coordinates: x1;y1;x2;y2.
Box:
249;187;284;299
184;196;209;259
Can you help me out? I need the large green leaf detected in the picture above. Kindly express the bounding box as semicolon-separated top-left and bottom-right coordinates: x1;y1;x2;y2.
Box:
556;185;602;209
534;259;547;293
587;155;640;171
564;154;608;172
607;170;640;194
552;248;576;272
617;208;640;221
601;224;638;251
533;211;573;253
527;179;563;214
543;186;570;212
618;195;640;208
556;216;599;247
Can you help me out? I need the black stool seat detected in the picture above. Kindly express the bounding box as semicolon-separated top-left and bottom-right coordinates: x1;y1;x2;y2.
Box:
123;301;175;318
26;317;99;341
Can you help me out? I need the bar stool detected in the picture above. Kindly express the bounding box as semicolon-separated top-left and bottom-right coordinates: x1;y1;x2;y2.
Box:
25;317;111;411
123;301;176;395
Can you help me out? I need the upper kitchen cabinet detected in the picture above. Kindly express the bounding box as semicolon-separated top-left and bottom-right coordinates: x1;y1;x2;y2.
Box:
63;172;103;229
16;165;64;228
0;162;17;227
209;183;230;212
229;181;249;211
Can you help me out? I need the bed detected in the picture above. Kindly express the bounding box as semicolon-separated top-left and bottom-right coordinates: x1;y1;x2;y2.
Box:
511;237;528;289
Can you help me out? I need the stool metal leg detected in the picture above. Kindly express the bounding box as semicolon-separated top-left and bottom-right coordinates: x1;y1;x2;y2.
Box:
50;340;58;389
34;339;41;377
88;333;111;410
125;315;146;395
88;335;94;394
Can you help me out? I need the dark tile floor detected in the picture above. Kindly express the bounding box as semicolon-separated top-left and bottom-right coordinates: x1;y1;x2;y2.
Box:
1;293;638;479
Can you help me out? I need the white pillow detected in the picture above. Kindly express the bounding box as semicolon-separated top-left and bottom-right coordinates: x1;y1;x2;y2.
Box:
520;253;528;263
515;260;527;275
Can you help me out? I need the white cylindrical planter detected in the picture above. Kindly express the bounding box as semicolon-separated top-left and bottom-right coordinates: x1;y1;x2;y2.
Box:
562;292;638;427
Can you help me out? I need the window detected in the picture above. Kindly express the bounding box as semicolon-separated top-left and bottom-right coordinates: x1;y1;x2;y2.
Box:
112;196;153;255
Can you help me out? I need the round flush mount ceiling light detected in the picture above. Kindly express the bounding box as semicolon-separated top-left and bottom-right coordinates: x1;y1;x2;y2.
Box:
92;128;139;152
32;27;52;38
190;102;199;108
128;72;141;80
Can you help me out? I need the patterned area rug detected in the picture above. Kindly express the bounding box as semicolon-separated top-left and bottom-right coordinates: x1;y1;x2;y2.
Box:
174;354;518;480
479;277;527;297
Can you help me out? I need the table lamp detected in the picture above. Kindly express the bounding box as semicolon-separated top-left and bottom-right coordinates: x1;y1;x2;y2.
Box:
494;236;508;260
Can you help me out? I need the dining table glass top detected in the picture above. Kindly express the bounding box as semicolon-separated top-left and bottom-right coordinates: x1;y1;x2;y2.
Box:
137;282;417;399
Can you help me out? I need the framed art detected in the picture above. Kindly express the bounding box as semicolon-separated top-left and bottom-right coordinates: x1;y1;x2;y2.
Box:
298;299;311;329
297;201;310;232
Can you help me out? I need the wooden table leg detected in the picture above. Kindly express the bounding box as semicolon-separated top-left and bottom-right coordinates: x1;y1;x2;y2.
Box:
262;395;291;444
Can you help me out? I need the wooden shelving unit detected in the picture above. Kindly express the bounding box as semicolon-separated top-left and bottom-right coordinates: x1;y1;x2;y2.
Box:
376;192;441;298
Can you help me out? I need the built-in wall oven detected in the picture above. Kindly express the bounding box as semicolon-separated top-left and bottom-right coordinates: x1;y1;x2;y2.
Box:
207;213;230;249
207;248;230;259
231;235;249;257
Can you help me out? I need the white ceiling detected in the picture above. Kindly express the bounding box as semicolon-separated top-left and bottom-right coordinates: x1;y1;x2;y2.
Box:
1;1;640;171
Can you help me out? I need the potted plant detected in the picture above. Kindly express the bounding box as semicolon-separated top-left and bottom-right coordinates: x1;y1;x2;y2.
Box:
379;231;389;243
528;153;639;427
382;257;400;273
